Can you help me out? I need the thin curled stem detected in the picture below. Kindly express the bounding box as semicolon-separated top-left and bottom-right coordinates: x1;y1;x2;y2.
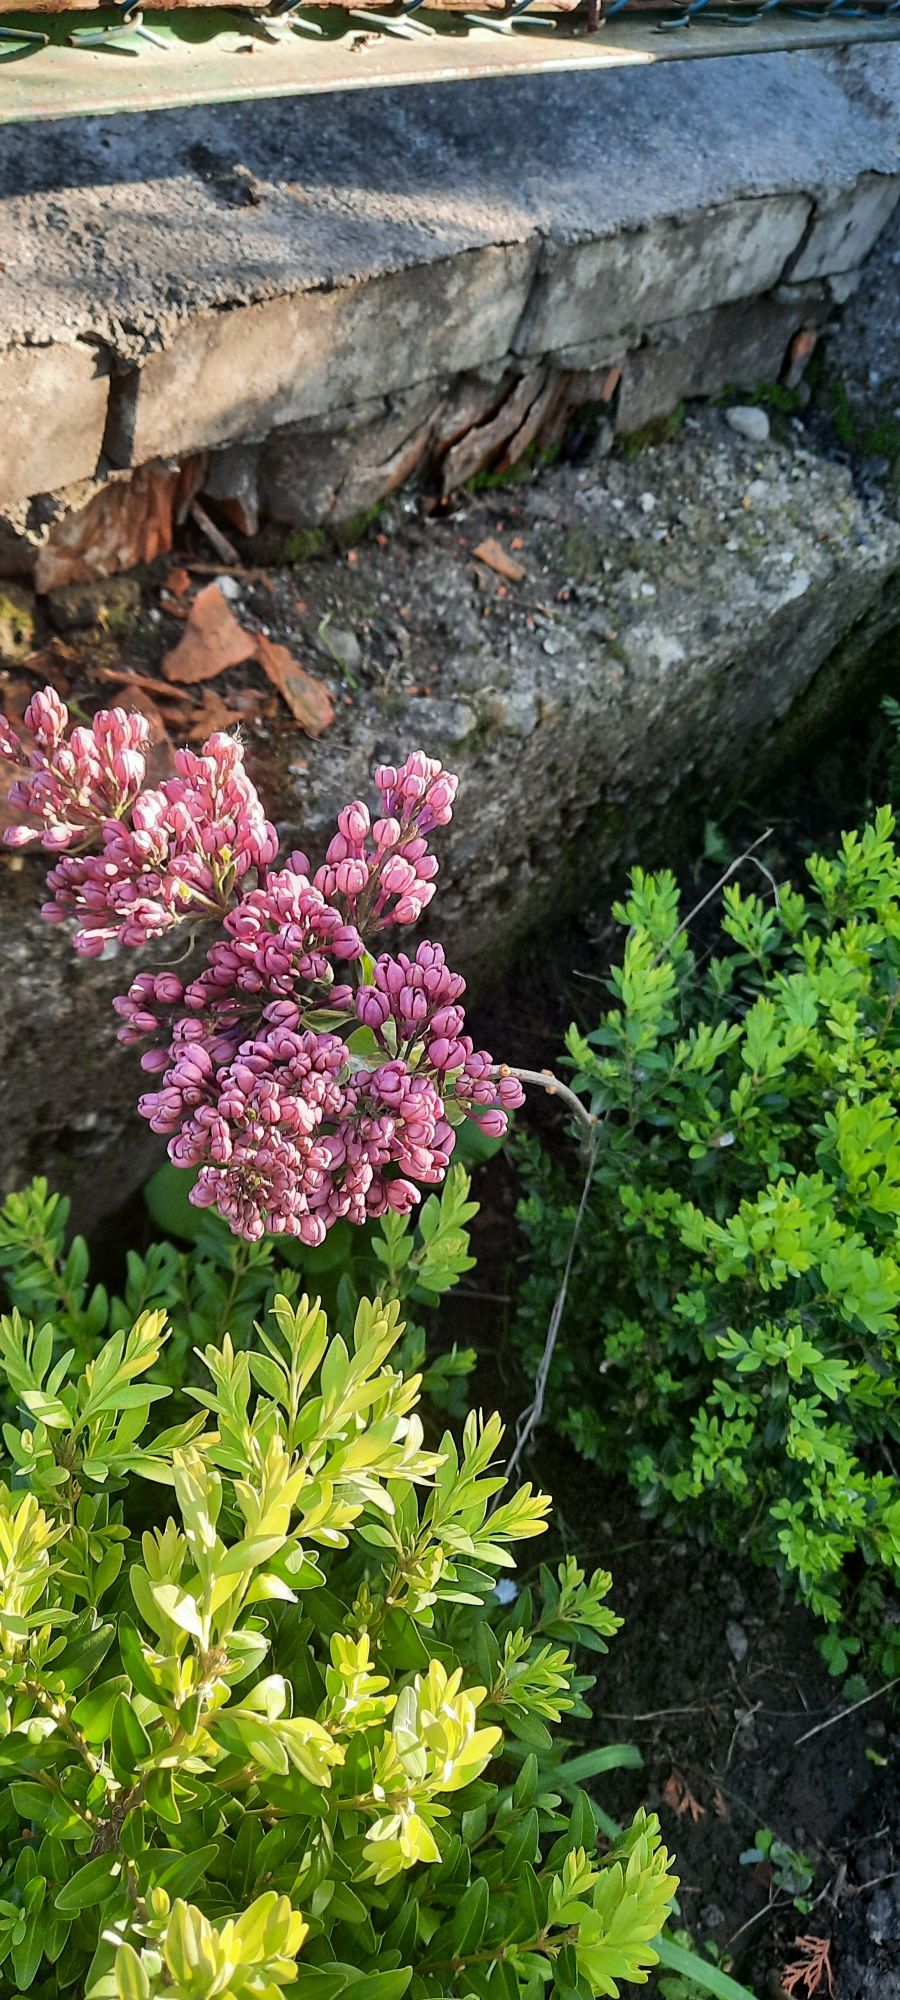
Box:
490;1064;597;1138
504;1121;599;1490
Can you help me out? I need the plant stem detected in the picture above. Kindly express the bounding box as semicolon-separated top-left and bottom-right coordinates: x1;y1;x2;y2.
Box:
490;1065;598;1137
794;1675;900;1746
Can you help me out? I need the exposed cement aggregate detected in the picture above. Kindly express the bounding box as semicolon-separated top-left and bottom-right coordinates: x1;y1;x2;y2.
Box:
1;407;899;1224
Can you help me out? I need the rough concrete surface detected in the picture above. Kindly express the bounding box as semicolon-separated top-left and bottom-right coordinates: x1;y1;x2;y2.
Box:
823;142;900;449
1;54;897;355
0;342;109;500
0;48;898;516
1;408;899;1226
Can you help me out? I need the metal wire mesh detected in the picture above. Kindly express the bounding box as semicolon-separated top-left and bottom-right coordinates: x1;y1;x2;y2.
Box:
0;0;897;105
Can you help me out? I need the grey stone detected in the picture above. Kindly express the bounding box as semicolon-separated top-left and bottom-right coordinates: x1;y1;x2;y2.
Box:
726;405;771;444
400;698;478;747
203;443;261;538
321;626;363;674
521;196;810;358
827;269;863;306
0;343;108;508
868;1889;897;1946
726;1620;749;1664
617;296;822;436
45;575;142;632
790;173;900;281
477;688;541;738
260;387;444;529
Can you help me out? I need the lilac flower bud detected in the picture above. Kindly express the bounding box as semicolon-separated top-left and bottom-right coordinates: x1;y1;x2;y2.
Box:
470;1108;507;1139
357;988;391;1031
338;802;370;845
380;856;416;896
24;688;68;751
385;1178;420;1212
0;716;24;764
335;859;369;898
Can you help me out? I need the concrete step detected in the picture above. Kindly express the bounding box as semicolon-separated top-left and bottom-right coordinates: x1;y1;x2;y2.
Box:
0;46;897;571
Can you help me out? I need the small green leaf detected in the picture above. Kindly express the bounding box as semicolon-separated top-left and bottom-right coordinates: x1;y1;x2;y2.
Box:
55;1855;118;1915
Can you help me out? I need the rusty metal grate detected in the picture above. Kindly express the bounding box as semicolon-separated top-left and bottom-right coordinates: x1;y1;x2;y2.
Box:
0;1;897;121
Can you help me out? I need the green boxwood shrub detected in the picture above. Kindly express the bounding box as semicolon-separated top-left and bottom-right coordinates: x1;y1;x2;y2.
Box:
0;1237;678;1999
0;1168;481;1419
515;810;900;1677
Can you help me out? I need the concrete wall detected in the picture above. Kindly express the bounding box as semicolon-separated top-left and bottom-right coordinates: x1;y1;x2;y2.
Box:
0;49;897;581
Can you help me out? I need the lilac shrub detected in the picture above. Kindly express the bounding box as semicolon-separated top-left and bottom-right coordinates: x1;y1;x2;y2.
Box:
1;688;523;1242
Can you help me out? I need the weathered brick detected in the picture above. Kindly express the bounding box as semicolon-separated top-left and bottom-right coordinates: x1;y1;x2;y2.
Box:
519;196;810;357
260;385;441;527
790;175;900;281
0;343;108;507
106;245;538;467
33;458;205;595
615;294;827;436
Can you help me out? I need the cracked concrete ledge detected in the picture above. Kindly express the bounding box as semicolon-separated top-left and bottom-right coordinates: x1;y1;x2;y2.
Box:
0;46;898;557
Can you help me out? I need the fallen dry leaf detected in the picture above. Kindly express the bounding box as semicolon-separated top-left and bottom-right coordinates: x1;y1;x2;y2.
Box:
781;1936;834;1999
91;666;185;701
662;1771;705;1823
162;584;257;686
473;536;526;584
165;566;192;600
256;632;335;739
186;687;245;741
712;1788;732;1823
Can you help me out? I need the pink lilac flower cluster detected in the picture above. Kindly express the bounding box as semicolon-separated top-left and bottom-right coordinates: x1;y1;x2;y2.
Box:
0;688;277;956
1;691;524;1241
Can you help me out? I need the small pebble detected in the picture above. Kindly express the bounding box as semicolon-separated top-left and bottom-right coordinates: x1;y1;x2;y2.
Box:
726;1620;749;1664
726;405;771;445
324;625;363;673
214;574;242;601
